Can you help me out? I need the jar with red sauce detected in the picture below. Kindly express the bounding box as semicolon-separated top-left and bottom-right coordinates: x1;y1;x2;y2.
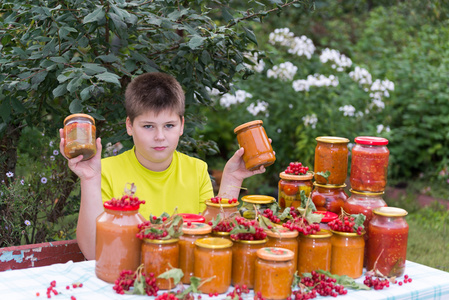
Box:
63;113;97;161
231;238;267;289
311;183;348;214
344;189;387;228
314;136;349;185
366;207;409;277
330;230;365;278
202;199;239;224
234;120;276;171
297;230;332;276
350;136;389;192
265;228;299;271
278;172;313;211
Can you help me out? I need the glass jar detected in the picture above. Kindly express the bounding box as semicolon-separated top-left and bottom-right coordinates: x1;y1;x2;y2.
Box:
366;207;409;277
330;230;365;279
202;199;239;224
239;195;276;219
278;172;313;211
212;231;232;240
95;203;145;283
231;238;267;289
314;136;349;185
311;183;348;214
313;211;338;230
179;222;211;284
265;228;298;271
350;136;389;192
179;213;205;223
141;238;179;290
254;247;295;300
297;230;332;276
344;189;387;228
234;120;276;171
194;238;233;294
63;113;96;161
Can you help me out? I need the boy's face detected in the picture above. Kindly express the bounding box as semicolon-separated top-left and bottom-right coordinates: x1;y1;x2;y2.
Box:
126;109;184;171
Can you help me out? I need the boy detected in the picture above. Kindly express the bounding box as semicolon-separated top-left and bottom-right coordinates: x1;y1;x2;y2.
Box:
60;72;267;260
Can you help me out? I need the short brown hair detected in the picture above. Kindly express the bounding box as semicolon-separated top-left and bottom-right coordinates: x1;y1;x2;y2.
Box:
125;72;185;123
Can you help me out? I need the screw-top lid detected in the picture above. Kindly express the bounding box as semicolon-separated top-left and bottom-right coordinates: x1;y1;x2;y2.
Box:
64;113;95;125
265;228;299;239
182;222;212;235
241;195;276;204
279;171;314;181
103;202;141;211
313;211;338;223
300;229;333;239
231;238;267;244
143;238;179;244
195;237;233;249
313;182;347;189
349;189;385;196
256;247;295;261
373;207;408;217
316;136;349;144
179;213;205;223
234;120;263;134
330;230;365;237
205;199;239;208
354;136;388;146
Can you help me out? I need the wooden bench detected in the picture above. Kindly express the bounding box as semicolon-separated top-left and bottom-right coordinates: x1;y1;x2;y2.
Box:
0;239;86;271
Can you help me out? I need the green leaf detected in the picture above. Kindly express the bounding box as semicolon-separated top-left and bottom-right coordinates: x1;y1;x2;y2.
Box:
157;267;184;286
96;54;118;63
0;123;6;134
222;8;234;23
0;99;11;123
80;86;92;101
83;7;105;24
83;63;107;75
53;83;68;97
10;98;25;113
50;56;68;64
95;72;121;85
130;275;146;295
31;71;48;86
188;36;205;50
200;50;211;65
243;27;258;45
69;99;83;113
67;76;83;93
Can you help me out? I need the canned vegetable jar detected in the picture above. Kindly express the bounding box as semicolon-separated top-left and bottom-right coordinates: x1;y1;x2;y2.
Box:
314;136;349;185
278;172;313;210
63;113;96;160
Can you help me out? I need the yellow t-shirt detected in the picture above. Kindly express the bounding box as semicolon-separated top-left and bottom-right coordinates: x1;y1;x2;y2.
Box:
101;148;213;218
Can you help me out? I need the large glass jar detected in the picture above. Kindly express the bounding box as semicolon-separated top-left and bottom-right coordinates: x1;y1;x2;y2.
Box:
95;203;145;283
330;231;365;279
265;228;298;271
344;189;387;228
297;230;332;276
278;172;313;211
231;238;267;289
234;120;276;171
141;238;179;290
350;136;389;192
366;207;409;277
254;247;295;300
202;199;239;224
194;238;233;294
311;183;348;214
179;222;211;284
239;195;276;219
314;136;349;185
63;113;96;160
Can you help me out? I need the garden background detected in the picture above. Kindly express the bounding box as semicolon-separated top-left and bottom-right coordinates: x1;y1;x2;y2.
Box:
1;0;448;271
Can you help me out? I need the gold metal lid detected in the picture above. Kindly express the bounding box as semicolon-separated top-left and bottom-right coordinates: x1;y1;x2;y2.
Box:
373;207;408;217
231;238;267;244
256;247;295;261
63;113;95;125
143;238;179;244
205;199;239;208
279;171;314;181
195;237;233;249
313;182;347;189
330;230;365;237
316;136;349;144
349;189;384;196
241;195;276;204
234;120;263;134
299;229;332;239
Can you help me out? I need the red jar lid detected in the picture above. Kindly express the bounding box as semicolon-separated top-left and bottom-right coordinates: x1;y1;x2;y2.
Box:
179;213;205;223
103;202;140;211
354;136;388;146
313;211;338;223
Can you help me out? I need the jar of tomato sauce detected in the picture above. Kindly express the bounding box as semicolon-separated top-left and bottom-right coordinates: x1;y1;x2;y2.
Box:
254;247;295;300
297;230;332;276
311;183;348;214
63;113;97;161
231;238;267;289
366;207;409;277
194;238;233;294
344;189;387;228
95;201;145;283
234;120;276;171
239;195;276;219
179;222;211;284
314;136;349;185
278;172;313;210
141;238;179;290
202;199;239;224
330;230;365;278
350;136;389;192
265;228;298;271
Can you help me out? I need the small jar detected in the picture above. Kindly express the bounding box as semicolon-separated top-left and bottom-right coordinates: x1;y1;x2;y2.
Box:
278;172;313;211
95;202;145;283
350;136;389;192
63;113;97;160
330;230;365;279
265;228;299;271
297;230;332;276
231;238;267;289
179;222;212;284
366;207;409;277
141;238;179;290
239;195;276;219
202;199;239;224
313;211;338;230
311;183;348;214
194;238;233;294
344;189;387;228
234;120;276;171
254;247;295;300
314;136;349;185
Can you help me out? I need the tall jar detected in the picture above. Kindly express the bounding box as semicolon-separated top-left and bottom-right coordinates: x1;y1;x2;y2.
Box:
239;195;276;219
343;189;387;228
141;238;179;290
202;199;239;224
179;222;211;284
311;183;348;214
314;136;349;185
234;120;276;171
265;228;299;271
95;202;145;283
366;207;409;277
231;238;267;289
297;230;332;276
278;172;313;211
330;230;365;278
194;238;233;294
254;247;295;300
63;113;97;160
350;136;389;192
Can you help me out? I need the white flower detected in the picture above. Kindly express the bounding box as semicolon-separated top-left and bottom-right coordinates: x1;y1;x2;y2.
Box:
206;87;221;96
247;100;269;116
20;179;25;185
49;141;54;147
267;62;298;81
277;128;282;133
41;177;48;184
338;105;356;117
269;29;315;59
320;48;352;71
349;66;373;86
53;150;59;156
302;114;318;129
376;124;390;134
50;156;55;161
244;52;266;73
219;90;252;108
24;220;31;226
293;74;339;92
6;171;14;178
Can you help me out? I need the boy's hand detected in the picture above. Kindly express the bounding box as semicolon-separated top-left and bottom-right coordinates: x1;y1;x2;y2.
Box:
224;147;266;181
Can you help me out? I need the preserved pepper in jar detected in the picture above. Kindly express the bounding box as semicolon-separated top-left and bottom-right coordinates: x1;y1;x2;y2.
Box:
350;136;389;192
202;198;239;224
314;136;349;185
311;183;348;214
239;195;276;219
330;230;365;279
278;171;313;211
63;113;96;161
234;120;276;171
297;230;332;276
231;238;267;289
343;189;387;228
265;228;298;271
366;207;409;277
254;247;295;300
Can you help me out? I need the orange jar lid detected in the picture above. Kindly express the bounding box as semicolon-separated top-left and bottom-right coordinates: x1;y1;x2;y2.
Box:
301;229;333;239
256;247;295;261
315;136;349;144
195;237;233;249
313;182;347;189
143;238;179;244
373;207;408;217
182;222;212;235
233;120;263;134
279;171;313;181
64;113;95;125
205;199;239;208
241;195;275;204
265;228;298;239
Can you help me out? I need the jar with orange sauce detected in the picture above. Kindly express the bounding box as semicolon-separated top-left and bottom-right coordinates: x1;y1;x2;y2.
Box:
297;230;332;276
314;136;349;185
239;195;276;220
311;183;348;214
194;238;233;294
179;222;211;284
254;247;295;300
202;199;239;224
265;228;298;271
278;172;313;211
234;120;276;171
63;113;97;160
330;230;365;278
231;238;267;289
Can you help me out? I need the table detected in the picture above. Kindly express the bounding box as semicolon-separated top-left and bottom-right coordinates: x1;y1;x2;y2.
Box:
1;260;449;300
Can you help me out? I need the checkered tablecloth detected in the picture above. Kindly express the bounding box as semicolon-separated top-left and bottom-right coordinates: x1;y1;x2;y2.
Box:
0;260;448;299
